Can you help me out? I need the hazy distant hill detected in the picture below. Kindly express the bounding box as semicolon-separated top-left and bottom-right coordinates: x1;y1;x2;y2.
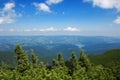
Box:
0;36;120;56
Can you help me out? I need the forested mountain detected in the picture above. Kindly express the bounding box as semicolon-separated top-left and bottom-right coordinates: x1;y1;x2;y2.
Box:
89;49;120;79
0;0;119;79
89;49;120;66
1;36;120;67
0;36;120;79
0;45;120;80
1;36;120;55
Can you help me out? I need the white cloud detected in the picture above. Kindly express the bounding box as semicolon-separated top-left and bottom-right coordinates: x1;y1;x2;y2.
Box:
3;2;15;11
64;27;80;32
39;27;58;32
84;0;120;25
27;27;80;32
84;0;120;11
33;0;63;13
0;2;17;24
33;3;51;13
114;16;120;24
45;27;58;31
46;0;63;5
5;27;80;33
23;27;58;32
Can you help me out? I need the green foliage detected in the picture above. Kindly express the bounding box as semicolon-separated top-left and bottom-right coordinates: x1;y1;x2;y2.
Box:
14;45;29;72
89;49;120;79
30;50;38;68
0;51;16;68
69;51;80;75
79;49;91;71
0;45;119;80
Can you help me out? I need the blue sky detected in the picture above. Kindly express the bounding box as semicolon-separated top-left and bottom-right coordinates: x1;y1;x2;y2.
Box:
0;0;120;36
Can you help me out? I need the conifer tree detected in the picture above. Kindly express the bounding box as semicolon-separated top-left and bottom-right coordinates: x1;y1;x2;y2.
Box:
31;50;38;68
14;45;29;72
52;59;59;67
0;61;8;72
0;45;119;80
57;52;65;66
69;51;79;75
79;49;91;71
58;52;63;62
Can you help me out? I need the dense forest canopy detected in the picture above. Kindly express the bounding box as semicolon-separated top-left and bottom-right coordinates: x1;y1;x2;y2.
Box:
0;45;120;80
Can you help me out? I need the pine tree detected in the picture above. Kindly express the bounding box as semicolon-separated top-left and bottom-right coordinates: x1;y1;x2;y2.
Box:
52;59;59;67
30;50;38;68
0;61;8;72
58;52;63;62
69;51;79;75
14;45;29;72
79;49;91;71
57;52;65;66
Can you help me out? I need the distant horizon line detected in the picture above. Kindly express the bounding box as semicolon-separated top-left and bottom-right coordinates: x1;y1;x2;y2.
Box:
0;35;119;38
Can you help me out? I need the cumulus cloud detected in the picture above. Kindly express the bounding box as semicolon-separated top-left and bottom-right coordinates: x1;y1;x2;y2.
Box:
38;27;58;32
23;27;58;32
3;27;80;33
0;2;17;24
46;0;63;5
33;0;63;13
33;3;51;13
84;0;120;25
84;0;120;11
114;16;120;24
64;27;80;32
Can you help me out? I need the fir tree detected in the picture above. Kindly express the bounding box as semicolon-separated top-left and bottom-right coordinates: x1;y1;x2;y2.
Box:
57;52;65;66
30;50;38;68
14;45;29;72
69;51;80;75
79;49;91;71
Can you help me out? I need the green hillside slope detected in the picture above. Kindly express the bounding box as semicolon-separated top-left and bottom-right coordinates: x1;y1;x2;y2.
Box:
89;49;120;79
89;49;120;66
0;51;16;67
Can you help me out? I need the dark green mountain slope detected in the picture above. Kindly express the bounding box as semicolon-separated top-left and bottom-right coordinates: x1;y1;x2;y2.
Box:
0;51;16;67
89;49;120;66
90;49;120;66
89;49;120;79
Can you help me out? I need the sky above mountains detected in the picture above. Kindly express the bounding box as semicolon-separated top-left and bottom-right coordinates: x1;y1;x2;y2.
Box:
0;0;120;36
